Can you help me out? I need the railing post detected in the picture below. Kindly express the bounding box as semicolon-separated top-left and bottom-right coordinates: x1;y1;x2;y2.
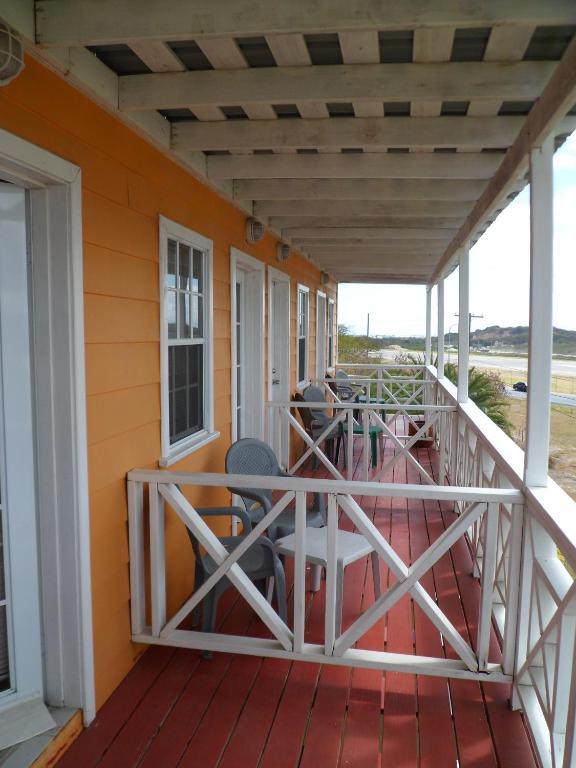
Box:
457;245;469;403
324;494;338;655
149;482;166;637
425;285;432;366
127;480;145;635
293;491;307;653
524;135;554;488
347;408;353;481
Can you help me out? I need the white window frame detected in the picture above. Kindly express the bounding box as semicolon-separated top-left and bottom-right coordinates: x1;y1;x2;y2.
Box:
327;297;336;371
296;284;310;388
159;216;218;466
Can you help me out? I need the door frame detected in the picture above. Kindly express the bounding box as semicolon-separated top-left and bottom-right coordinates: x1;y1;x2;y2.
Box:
0;129;95;723
267;266;291;466
230;248;265;442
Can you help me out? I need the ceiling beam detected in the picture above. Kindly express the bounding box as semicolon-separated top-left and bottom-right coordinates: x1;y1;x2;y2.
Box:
269;216;467;229
119;61;554;111
432;35;576;281
255;200;474;217
283;227;456;240
297;241;446;252
207;152;503;180
236;178;486;200
35;0;576;46
173;116;531;152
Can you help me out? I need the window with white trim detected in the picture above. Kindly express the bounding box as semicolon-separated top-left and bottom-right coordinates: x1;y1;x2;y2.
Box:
297;285;309;386
327;298;335;369
160;218;217;465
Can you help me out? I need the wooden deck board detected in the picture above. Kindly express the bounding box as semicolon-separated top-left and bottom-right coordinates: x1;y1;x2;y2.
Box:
58;432;538;768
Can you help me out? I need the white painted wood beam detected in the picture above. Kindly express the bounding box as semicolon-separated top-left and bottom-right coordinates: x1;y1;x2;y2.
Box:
128;41;186;72
283;227;456;240
338;31;382;118
193;37;275;134
465;26;534;151
431;36;576;282
119;62;555;112
524;136;554;487
266;33;329;120
313;251;441;261
411;27;454;120
236;178;486;201
457;246;469;403
256;199;475;218
35;1;576;46
294;243;446;253
172;116;529;152
269;216;467;230
207;152;503;180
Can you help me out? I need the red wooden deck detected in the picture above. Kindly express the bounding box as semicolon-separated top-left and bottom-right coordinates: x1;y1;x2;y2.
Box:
57;432;537;768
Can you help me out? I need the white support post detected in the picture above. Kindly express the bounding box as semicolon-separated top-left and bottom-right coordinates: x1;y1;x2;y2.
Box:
457;246;470;403
425;285;432;366
524;135;554;487
437;278;445;379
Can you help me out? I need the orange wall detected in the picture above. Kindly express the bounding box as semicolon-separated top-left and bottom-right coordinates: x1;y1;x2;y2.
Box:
0;56;336;708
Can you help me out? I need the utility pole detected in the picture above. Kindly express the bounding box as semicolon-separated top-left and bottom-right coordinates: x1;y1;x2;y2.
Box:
454;312;484;346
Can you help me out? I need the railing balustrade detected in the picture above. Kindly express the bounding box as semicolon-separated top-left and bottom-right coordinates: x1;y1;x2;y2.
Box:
127;470;519;684
126;361;576;768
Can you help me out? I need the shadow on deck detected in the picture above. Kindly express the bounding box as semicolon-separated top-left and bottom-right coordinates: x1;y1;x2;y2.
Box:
57;431;537;768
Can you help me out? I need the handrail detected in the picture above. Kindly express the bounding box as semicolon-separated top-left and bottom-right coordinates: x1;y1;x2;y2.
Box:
127;468;522;504
265;400;455;411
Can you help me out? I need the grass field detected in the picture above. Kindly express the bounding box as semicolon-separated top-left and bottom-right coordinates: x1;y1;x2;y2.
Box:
506;397;576;501
485;367;576;395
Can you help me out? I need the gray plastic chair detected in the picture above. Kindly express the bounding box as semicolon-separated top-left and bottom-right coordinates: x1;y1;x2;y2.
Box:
187;505;287;638
225;438;325;540
335;369;356;398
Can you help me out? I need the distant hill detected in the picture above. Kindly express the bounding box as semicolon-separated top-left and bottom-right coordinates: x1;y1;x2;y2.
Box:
460;326;576;356
340;325;576;356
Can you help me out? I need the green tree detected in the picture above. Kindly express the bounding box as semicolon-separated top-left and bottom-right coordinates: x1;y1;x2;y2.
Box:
395;352;513;435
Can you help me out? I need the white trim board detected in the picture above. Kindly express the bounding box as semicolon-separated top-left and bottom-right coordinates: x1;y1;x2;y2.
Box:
230;248;265;443
0;130;95;724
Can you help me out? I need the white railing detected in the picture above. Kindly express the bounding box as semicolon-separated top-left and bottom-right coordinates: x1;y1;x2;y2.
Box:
127;469;519;684
125;360;576;768
434;368;576;768
265;399;454;484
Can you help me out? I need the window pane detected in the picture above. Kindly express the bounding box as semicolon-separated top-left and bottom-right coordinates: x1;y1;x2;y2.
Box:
192;249;203;293
179;293;191;338
166;290;177;339
167;239;177;289
298;337;306;382
192;295;203;338
173;345;187;388
178;243;191;290
169;344;204;444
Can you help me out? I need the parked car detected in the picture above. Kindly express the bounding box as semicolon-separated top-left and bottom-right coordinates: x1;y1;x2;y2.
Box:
513;381;528;392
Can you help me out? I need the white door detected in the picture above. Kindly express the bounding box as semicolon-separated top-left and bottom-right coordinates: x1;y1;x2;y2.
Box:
231;249;265;442
316;291;327;379
268;269;290;466
0;185;44;715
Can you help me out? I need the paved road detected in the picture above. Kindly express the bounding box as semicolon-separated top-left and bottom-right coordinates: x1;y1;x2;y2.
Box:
469;353;576;377
505;387;576;408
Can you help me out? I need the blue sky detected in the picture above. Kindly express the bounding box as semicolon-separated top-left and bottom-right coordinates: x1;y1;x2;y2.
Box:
338;130;576;336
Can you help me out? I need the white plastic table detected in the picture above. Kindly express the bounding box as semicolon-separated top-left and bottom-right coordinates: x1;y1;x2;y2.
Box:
275;527;381;634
